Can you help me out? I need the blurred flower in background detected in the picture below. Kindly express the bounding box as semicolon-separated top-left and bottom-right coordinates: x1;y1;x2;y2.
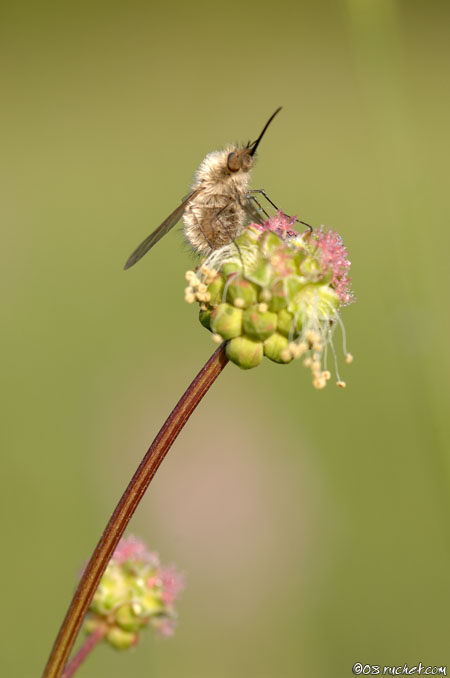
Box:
84;535;184;649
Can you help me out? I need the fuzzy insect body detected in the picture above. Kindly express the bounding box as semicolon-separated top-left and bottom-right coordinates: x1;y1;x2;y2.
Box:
124;108;282;270
183;147;253;254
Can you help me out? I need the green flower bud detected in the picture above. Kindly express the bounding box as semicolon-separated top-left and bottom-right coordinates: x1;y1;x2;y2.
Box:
267;279;287;312
294;284;340;321
116;604;145;632
105;626;138;650
277;308;295;337
299;254;323;279
90;564;128;615
260;230;284;255
187;215;355;388
242;305;278;341
246;259;272;288
141;590;165;616
210;303;243;340
206;275;224;305
83;535;184;652
226;276;258;308
264;332;291;363
226;336;263;369
222;261;240;277
199;309;212;330
285;276;304;303
84;616;103;635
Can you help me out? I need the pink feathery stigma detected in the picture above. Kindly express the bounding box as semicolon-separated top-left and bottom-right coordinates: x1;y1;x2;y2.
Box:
250;215;354;304
160;566;185;606
112;535;159;567
265;211;298;237
314;228;354;305
251;211;298;238
153;618;177;638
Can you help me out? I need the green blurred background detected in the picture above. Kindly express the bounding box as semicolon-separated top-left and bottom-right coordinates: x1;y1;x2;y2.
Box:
2;1;449;676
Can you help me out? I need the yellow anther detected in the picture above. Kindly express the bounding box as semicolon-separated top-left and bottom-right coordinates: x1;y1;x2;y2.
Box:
200;264;216;280
233;297;245;308
312;360;321;373
287;346;295;359
260;289;272;302
345;353;354;364
184;294;195;304
322;370;331;380
303;357;312;368
306;329;320;343
336;380;347;388
288;342;300;359
197;283;207;294
212;333;223;344
280;348;292;362
258;302;268;313
297;341;308;355
313;377;327;390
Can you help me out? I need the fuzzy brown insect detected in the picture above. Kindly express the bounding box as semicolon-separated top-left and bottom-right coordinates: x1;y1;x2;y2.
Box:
124;108;283;270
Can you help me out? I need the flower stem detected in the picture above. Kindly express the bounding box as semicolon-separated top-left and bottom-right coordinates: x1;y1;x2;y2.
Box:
43;343;228;678
61;626;106;678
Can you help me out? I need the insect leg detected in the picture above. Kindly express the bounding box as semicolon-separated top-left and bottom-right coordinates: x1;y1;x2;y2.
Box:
231;236;246;277
190;207;214;251
214;203;230;220
247;189;280;211
248;195;270;219
237;194;265;226
248;189;313;232
213;203;246;275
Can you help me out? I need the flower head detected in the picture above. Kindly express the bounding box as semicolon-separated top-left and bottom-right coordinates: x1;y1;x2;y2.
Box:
84;535;184;649
185;213;355;388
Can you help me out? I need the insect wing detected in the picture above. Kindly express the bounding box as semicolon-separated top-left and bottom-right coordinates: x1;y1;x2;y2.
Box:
124;189;201;269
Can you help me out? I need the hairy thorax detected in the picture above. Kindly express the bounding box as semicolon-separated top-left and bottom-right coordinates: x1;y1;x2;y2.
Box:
183;149;252;254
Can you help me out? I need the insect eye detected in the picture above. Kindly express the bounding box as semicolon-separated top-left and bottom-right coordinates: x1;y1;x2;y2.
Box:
227;152;240;172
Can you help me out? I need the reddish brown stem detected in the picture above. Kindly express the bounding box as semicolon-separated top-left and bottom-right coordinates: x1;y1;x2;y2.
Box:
43;343;228;678
61;626;106;678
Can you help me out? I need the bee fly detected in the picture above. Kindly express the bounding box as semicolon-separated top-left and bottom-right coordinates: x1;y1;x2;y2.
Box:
124;107;308;270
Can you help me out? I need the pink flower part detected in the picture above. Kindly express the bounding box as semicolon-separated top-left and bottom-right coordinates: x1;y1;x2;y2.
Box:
251;211;299;238
153;617;177;638
314;227;354;305
112;535;160;567
160;565;184;607
249;214;354;304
